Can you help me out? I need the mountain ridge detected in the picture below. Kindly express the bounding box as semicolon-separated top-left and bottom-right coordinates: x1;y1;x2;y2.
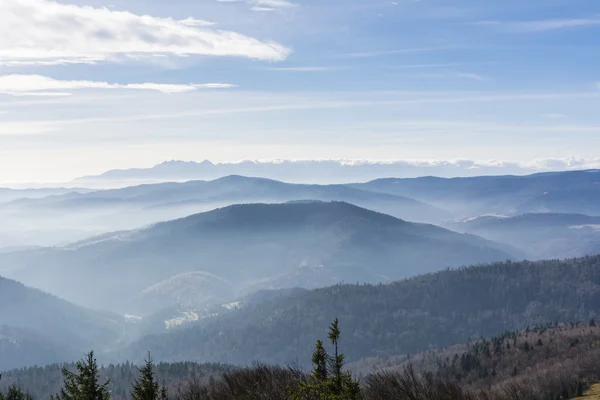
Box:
0;201;517;314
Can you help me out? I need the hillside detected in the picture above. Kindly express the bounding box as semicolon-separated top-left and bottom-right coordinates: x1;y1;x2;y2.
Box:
352;322;600;400
0;175;447;249
132;272;237;315
121;256;600;367
6;322;600;400
0;276;128;370
0;202;514;313
0;325;77;371
355;169;600;218
352;321;600;399
0;360;233;400
447;213;600;259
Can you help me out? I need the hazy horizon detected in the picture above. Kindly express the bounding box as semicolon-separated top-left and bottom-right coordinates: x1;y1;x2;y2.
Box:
2;157;600;187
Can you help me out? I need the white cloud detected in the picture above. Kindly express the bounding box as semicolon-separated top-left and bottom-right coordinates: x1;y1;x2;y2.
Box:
413;72;488;81
393;63;461;69
178;18;216;27
334;48;446;58
455;73;487;81
0;58;102;67
250;7;276;11
0;75;236;96
217;0;296;11
0;0;290;65
251;0;296;8
476;18;600;32
266;66;339;71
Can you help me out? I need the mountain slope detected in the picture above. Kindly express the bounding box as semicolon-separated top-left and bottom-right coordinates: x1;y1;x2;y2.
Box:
9;175;447;222
121;255;600;367
354;169;600;217
1;176;448;249
0;276;128;370
0;202;515;313
133;272;237;315
447;213;600;259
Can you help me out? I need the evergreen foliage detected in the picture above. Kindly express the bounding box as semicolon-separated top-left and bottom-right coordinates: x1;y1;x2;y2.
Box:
51;352;111;400
0;386;32;400
131;354;159;400
127;255;600;366
290;319;361;400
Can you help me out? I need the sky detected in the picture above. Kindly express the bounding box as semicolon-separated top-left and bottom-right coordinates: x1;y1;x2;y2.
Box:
1;0;600;182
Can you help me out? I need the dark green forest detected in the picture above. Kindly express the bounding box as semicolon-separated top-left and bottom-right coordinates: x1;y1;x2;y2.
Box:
4;321;600;400
124;255;600;366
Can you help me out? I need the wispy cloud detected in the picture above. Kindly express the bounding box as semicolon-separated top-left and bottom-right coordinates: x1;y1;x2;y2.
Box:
393;63;461;69
252;0;296;8
265;66;340;72
475;17;600;32
21;91;600;126
413;72;489;81
0;0;290;65
0;75;236;96
217;0;296;12
334;47;446;58
544;113;567;120
0;58;102;67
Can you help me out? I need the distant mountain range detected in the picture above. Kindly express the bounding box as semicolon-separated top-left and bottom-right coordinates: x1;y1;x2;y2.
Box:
0;201;517;314
6;175;447;221
0;187;89;202
0;175;447;249
354;169;600;217
70;159;590;187
5;170;600;254
447;213;600;259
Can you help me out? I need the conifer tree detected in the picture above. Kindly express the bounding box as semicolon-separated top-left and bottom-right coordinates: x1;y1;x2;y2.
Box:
328;318;344;394
311;340;328;383
131;353;160;400
52;351;110;400
160;384;168;400
290;319;361;400
5;386;32;400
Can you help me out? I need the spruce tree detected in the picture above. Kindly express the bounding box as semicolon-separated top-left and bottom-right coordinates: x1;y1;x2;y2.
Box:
131;353;160;400
328;318;344;394
311;340;328;383
290;319;361;400
160;384;168;400
52;351;110;400
5;386;32;400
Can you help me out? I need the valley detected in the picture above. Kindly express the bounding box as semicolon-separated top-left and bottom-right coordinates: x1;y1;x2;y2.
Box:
3;169;600;399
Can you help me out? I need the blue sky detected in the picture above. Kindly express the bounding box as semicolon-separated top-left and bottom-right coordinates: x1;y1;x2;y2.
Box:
1;0;600;182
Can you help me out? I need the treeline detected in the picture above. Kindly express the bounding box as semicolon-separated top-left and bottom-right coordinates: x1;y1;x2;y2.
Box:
125;255;600;366
0;362;232;400
353;321;600;399
6;320;600;400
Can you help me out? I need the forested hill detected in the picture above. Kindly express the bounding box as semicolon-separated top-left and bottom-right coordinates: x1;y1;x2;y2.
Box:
0;201;516;313
123;255;600;367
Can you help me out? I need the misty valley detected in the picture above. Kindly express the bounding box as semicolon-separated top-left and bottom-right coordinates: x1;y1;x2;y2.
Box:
3;168;600;399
